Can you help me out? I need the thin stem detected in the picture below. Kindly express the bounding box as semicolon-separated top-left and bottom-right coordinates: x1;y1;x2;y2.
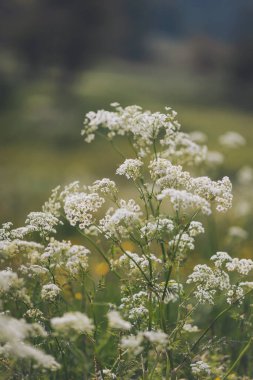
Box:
222;337;252;380
78;229;121;279
172;289;253;376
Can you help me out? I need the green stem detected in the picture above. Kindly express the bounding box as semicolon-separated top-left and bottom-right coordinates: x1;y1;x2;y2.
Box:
172;289;253;376
222;337;252;380
78;229;121;279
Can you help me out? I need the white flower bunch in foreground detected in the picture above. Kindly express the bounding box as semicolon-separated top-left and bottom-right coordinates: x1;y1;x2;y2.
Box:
51;312;94;335
0;104;250;380
0;315;60;371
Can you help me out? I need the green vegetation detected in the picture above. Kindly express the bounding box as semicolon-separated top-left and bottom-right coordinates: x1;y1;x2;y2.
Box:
1;62;253;224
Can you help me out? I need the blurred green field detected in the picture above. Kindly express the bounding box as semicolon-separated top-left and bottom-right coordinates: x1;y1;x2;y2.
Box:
1;61;253;224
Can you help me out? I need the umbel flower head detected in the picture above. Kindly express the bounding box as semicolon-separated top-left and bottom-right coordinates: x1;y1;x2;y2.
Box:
1;103;248;379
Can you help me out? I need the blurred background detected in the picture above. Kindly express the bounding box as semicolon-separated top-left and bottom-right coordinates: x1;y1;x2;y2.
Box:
1;0;253;225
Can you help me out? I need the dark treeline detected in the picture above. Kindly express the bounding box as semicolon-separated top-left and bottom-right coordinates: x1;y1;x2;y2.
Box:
0;0;253;74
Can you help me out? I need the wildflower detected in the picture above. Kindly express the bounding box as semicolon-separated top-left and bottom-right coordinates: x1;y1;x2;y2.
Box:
161;131;207;165
189;131;207;143
219;131;246;148
119;290;149;322
157;188;211;215
0;315;60;370
100;199;142;239
65;244;90;274
226;285;244;305
117;251;162;275
120;334;144;355
24;308;45;321
183;323;200;333
206;151;224;166
116;159;143;180
228;226;248;240
188;221;205;237
82;104;179;157
0;222;13;241
187;264;230;304
102;369;117;379
41;283;61;301
211;252;232;268
43;186;61;217
226;258;253;276
19;264;48;278
107;310;131;330
191;360;211;376
237;166;253;185
0;269;22;293
140;217;174;241
161;280;183;304
51;312;94;335
64;192;104;229
25;212;60;238
149;158;190;189
143;330;168;346
189;176;233;213
240;282;253;289
89;178;118;195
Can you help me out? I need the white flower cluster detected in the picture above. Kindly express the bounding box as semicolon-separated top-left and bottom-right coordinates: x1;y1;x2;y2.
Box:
41;283;61;302
211;252;253;275
24;308;45;321
100;199;142;239
89;178;118;195
228;226;248;240
0;269;21;293
190;360;211;376
160;280;183;304
0;222;37;241
206;150;224;166
183;323;199;333
43;185;61;217
219;131;246;149
51;312;94;336
107;310;131;330
140;217;174;242
158;188;211;215
82;104;180;157
116;159;143;180
120;290;149;322
188;252;253;304
116;251;162;276
0;269;31;305
226;258;253;276
187;264;230;304
120;329;169;355
0;315;60;370
189;131;207;143
43;181;107;230
150;159;184;182
168;221;204;261
41;238;90;275
64;192;104;229
19;264;48;278
120;333;144;355
237;165;253;185
149;158;191;188
0;222;13;240
25;212;61;238
190;176;232;213
149;158;232;215
160;131;207;165
102;369;117;379
0;237;44;261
